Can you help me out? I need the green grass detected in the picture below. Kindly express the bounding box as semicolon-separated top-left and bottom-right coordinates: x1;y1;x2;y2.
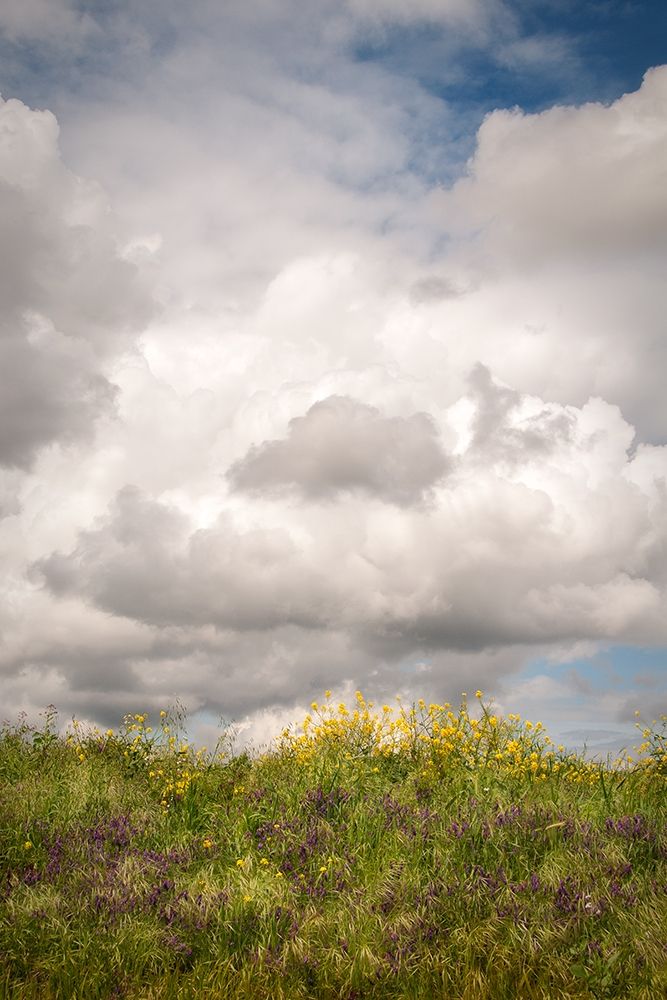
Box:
1;697;667;999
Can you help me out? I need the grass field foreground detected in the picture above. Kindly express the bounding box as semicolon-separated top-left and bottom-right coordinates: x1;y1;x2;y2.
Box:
2;691;667;999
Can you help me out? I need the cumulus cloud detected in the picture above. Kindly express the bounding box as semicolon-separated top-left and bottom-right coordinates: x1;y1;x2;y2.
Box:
0;0;95;47
0;96;152;468
464;363;576;464
227;395;450;505
1;2;666;748
413;67;667;443
439;66;667;262
33;376;667;710
36;484;344;632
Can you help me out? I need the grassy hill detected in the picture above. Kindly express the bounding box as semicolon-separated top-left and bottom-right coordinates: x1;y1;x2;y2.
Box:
1;692;666;999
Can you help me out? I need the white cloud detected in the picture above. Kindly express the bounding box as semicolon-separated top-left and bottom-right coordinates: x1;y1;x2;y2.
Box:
228;395;450;505
24;373;666;731
346;0;494;31
412;68;667;441
0;95;152;469
0;0;96;46
437;66;667;262
0;4;665;745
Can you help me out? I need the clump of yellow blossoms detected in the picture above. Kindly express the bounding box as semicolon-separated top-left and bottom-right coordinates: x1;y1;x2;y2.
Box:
279;690;610;786
133;710;214;809
66;707;218;809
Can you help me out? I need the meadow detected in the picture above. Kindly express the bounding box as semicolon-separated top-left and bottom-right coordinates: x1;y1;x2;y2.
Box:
1;691;667;999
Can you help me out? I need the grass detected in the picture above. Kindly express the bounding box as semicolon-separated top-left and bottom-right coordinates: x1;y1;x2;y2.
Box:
1;692;667;999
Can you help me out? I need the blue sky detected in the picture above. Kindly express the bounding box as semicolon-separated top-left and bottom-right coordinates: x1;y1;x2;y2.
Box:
355;0;666;105
512;645;667;755
0;0;665;754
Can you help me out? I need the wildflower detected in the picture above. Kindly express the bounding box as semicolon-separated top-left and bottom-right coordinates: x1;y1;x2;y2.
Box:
160;710;167;718
260;858;269;866
236;858;245;867
319;865;328;873
243;895;252;903
475;690;483;699
202;838;213;850
106;729;114;738
24;841;33;850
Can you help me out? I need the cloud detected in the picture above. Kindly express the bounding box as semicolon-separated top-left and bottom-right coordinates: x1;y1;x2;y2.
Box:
1;2;665;752
418;67;667;443
0;96;152;469
465;363;576;464
36;484;344;632
345;0;494;31
227;395;450;505
34;375;667;684
0;0;95;47
438;66;667;263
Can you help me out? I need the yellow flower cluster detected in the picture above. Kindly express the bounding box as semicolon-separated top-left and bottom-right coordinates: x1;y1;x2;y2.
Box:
143;717;211;809
64;707;215;809
118;713;156;768
625;713;667;777
66;717;110;763
279;690;606;786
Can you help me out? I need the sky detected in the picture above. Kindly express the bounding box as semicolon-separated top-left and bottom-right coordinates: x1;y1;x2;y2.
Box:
1;0;666;756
